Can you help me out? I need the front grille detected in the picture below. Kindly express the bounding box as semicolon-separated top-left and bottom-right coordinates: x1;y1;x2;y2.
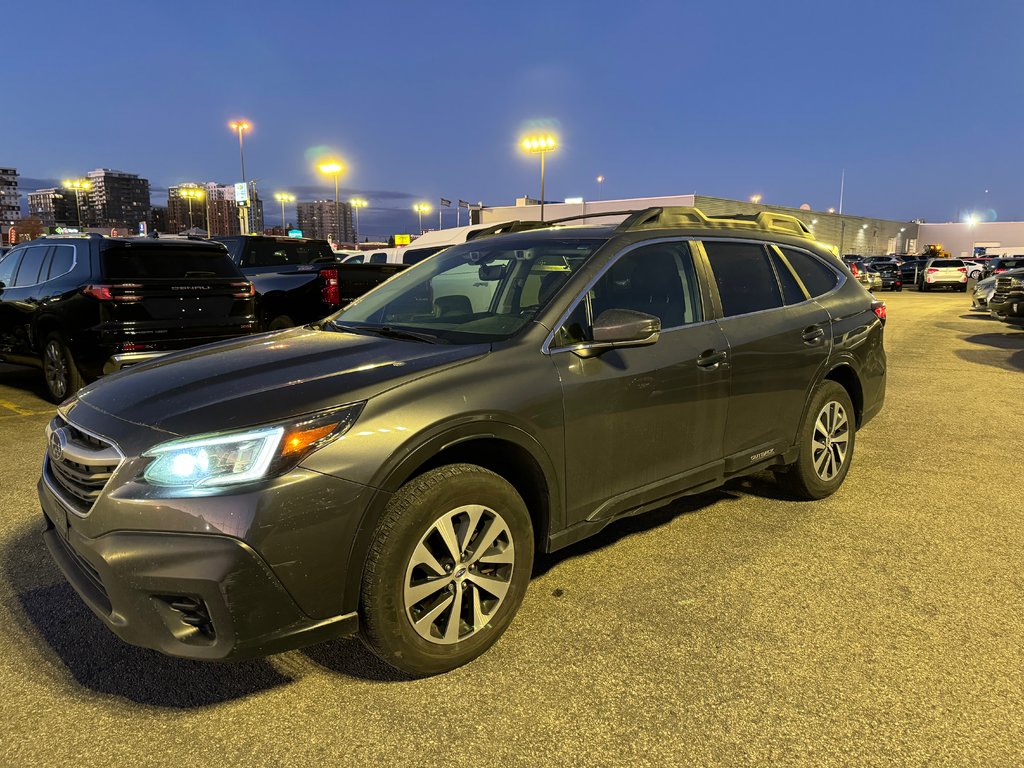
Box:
45;415;122;515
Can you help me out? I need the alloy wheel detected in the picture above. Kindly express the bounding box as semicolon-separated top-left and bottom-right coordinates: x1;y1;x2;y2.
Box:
811;401;849;482
44;341;68;400
404;504;515;645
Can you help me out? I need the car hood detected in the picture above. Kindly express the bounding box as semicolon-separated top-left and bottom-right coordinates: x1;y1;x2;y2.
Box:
77;327;487;436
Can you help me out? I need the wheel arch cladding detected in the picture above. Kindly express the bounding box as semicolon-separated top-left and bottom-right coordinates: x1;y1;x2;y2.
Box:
824;364;864;426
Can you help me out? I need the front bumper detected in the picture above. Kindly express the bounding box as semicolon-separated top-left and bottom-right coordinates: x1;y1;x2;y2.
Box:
38;462;367;661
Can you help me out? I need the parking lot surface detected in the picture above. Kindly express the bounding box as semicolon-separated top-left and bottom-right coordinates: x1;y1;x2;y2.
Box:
1;289;1022;767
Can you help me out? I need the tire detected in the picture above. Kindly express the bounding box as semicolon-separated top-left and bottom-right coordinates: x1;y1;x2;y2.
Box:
919;281;929;292
41;333;84;403
959;284;968;293
359;464;534;677
777;380;856;500
267;314;295;331
895;285;903;292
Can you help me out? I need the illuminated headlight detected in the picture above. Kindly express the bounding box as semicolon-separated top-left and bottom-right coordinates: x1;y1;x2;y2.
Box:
142;403;363;488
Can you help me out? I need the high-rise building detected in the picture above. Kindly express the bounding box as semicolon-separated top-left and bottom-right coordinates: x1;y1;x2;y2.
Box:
296;200;354;245
28;188;78;228
166;183;211;233
0;167;19;227
85;168;151;231
150;205;169;233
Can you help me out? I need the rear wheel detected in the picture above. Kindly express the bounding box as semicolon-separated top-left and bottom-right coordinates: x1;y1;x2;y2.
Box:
359;464;534;676
778;381;856;500
41;333;84;403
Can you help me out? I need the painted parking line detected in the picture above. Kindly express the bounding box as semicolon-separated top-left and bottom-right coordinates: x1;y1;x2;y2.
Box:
0;399;50;417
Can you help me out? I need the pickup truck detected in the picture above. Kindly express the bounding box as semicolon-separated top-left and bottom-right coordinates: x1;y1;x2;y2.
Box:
215;235;405;330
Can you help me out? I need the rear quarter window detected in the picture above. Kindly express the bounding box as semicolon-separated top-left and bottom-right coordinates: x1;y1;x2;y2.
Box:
102;246;240;279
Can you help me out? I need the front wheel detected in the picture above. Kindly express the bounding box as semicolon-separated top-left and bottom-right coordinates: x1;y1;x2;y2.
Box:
778;381;856;500
359;464;534;676
41;333;84;403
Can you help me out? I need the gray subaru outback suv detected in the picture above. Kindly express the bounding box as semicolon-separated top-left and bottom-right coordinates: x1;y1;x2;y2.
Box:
39;207;886;676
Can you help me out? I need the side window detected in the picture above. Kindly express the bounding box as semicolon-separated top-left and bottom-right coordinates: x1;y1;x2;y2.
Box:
249;242;292;268
554;241;702;347
13;246;49;287
770;250;807;305
0;250;23;287
47;246;75;280
779;247;840;298
704;241;783;317
368;252;388;264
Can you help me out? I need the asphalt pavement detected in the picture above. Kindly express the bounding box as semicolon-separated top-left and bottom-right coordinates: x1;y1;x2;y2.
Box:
0;288;1022;767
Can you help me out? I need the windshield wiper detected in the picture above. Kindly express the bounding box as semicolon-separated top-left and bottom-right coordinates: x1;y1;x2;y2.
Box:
329;321;441;344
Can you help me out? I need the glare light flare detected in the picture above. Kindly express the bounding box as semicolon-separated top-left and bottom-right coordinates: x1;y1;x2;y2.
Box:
521;135;557;153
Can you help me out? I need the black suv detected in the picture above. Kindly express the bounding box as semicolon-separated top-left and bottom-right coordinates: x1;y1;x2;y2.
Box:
0;234;256;401
988;272;1024;327
38;208;886;676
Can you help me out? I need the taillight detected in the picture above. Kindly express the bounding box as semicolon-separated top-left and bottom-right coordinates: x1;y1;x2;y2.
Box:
995;268;1006;273
958;267;967;273
926;268;939;274
871;301;887;324
320;268;340;306
850;263;859;276
82;284;143;302
231;281;256;298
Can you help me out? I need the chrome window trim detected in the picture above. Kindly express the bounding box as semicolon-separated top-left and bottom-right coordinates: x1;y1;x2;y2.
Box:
7;243;78;289
542;237;705;355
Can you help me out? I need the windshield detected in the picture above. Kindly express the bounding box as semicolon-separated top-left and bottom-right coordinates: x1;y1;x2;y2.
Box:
328;235;607;343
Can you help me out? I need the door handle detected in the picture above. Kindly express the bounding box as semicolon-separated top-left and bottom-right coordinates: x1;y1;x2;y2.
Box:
802;325;825;344
696;349;727;369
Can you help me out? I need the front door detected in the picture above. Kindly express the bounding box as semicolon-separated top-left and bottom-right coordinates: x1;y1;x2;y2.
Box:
549;240;731;526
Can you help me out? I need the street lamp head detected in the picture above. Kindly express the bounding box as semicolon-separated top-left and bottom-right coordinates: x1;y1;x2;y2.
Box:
521;135;558;154
350;198;368;208
229;120;251;133
62;179;91;190
180;187;204;200
413;203;431;214
750;194;762;205
319;162;344;175
827;207;836;214
274;192;295;203
596;175;604;183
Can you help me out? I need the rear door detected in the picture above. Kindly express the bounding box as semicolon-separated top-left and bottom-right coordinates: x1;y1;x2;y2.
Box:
98;243;254;344
699;239;832;468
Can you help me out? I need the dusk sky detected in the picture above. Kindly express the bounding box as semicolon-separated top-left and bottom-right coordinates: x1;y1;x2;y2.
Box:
4;0;1022;237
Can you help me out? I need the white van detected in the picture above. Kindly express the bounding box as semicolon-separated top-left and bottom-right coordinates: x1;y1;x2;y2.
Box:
352;222;526;266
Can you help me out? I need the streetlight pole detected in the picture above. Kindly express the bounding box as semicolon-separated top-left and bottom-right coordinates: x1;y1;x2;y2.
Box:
318;162;344;247
412;203;431;234
275;193;295;233
350;198;367;242
521;135;557;221
229;120;251;233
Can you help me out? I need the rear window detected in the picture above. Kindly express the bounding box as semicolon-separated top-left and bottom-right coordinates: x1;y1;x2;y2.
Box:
243;240;334;268
931;260;963;268
102;245;240;279
1000;258;1024;269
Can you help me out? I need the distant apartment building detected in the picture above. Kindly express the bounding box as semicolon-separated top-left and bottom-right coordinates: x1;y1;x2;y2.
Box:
150;205;169;233
28;188;78;227
166;183;210;233
1;167;19;227
297;200;354;245
85;168;151;232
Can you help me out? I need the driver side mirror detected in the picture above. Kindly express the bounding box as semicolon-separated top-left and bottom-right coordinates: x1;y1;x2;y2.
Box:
573;309;661;358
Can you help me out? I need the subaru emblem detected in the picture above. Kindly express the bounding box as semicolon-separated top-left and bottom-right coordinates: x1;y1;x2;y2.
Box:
49;429;67;463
